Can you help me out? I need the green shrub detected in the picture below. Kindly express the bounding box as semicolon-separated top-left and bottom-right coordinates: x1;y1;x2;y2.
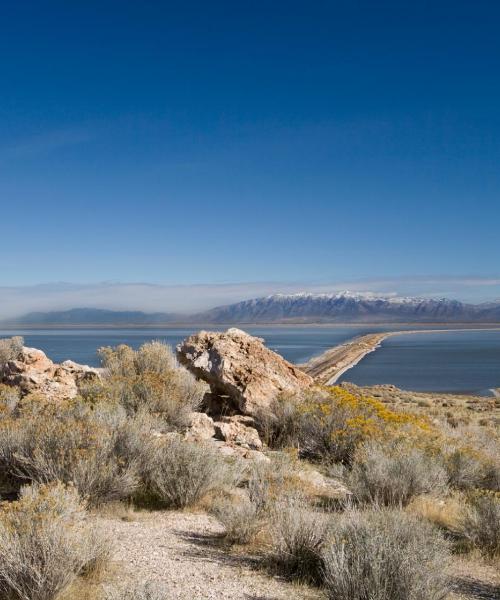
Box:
0;482;109;600
212;456;305;545
347;440;448;506
322;508;450;600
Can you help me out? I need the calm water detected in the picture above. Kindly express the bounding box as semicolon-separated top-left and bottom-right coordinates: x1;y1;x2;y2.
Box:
1;326;499;394
337;329;500;394
0;326;385;365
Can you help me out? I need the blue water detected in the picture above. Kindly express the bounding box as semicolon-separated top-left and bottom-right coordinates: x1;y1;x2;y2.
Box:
1;326;499;394
337;329;500;394
0;326;385;366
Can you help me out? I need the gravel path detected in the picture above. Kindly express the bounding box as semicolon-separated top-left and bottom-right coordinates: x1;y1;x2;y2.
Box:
99;510;323;600
98;510;499;600
448;556;500;600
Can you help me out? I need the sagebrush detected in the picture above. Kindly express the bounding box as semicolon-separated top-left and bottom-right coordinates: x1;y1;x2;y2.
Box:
0;336;23;365
139;436;231;508
94;341;206;430
347;439;448;506
0;396;139;505
269;493;328;583
0;482;109;600
322;508;450;600
458;493;500;557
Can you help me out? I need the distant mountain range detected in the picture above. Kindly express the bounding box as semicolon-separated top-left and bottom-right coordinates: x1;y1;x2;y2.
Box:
2;293;500;326
5;308;178;326
194;292;500;323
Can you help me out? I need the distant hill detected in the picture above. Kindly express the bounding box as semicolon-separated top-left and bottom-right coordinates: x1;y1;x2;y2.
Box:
4;293;500;326
6;308;178;326
193;292;500;323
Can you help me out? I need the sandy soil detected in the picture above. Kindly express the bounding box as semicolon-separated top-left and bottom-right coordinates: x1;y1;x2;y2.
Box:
449;555;500;600
99;510;324;599
96;509;499;600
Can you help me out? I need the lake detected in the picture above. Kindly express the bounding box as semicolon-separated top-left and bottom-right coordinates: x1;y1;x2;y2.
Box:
1;325;499;395
337;329;500;395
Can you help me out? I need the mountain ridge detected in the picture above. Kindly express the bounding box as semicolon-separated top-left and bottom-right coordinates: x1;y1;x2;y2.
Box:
3;307;179;326
2;293;500;326
193;292;500;324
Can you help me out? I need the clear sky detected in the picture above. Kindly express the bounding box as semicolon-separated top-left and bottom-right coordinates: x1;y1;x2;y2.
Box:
0;1;499;306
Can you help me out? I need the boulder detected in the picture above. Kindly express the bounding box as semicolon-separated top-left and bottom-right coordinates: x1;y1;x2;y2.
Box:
0;346;100;401
212;440;270;463
213;415;262;450
294;468;351;501
185;411;216;441
177;328;313;416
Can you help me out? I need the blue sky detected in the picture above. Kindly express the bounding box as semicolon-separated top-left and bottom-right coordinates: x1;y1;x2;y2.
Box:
0;1;499;309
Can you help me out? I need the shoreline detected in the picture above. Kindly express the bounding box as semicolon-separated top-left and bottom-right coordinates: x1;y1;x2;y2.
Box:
1;322;500;331
302;327;500;385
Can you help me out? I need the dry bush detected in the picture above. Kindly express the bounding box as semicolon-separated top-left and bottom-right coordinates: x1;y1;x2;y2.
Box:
268;493;329;583
211;495;261;544
96;341;206;430
0;397;139;505
0;482;109;600
139;436;231;509
211;458;293;544
257;386;431;465
255;394;305;449
0;336;23;365
322;508;450;600
0;384;20;415
347;440;448;506
443;446;500;492
442;426;500;492
103;582;168;600
458;493;500;557
444;447;489;490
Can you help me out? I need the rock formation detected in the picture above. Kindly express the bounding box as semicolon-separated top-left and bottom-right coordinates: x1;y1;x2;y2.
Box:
0;346;100;401
177;328;313;416
213;415;263;450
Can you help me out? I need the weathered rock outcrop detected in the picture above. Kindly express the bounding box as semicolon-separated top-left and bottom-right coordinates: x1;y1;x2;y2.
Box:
177;328;313;416
214;415;262;450
0;346;100;400
184;412;217;442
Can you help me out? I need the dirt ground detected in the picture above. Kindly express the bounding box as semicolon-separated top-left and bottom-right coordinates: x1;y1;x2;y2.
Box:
95;509;499;600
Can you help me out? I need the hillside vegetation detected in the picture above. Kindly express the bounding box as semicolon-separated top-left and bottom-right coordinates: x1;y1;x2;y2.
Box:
0;335;498;599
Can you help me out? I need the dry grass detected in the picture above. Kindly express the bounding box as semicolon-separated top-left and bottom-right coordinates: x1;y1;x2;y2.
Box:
408;494;463;533
322;507;450;600
443;444;500;492
0;482;109;600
